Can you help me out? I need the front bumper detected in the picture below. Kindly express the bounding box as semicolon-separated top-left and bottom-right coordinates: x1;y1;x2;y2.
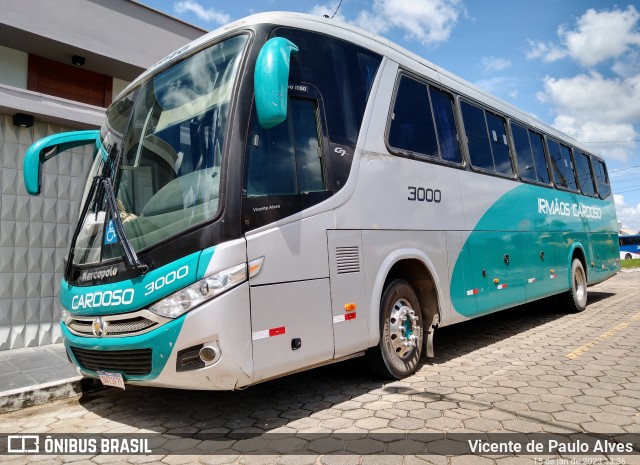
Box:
63;282;254;390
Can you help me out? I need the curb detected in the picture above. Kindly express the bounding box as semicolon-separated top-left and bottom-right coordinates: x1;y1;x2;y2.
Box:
0;377;103;414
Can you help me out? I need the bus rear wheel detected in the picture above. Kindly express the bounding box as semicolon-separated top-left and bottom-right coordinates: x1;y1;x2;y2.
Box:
625;253;632;260
366;279;423;379
559;258;587;313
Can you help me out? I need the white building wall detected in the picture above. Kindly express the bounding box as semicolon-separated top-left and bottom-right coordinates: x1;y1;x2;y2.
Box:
0;45;27;88
0;115;94;349
0;0;204;351
112;78;130;100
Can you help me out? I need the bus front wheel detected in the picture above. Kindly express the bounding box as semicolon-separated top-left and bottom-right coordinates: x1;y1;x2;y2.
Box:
366;279;423;379
559;259;588;313
625;253;632;260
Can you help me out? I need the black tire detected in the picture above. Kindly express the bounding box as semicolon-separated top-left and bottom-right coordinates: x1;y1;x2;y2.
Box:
366;279;423;379
558;258;588;313
625;253;632;260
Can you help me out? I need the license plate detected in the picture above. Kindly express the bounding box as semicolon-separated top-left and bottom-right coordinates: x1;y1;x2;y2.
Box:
97;371;125;390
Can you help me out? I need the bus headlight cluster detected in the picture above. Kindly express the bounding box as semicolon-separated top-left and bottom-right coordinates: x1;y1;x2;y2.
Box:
149;263;247;318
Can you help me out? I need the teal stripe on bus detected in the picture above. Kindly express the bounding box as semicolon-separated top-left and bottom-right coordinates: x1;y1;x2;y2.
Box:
61;248;215;316
450;183;618;318
62;313;185;381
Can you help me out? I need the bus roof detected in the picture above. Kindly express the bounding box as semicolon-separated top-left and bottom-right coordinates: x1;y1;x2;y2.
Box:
124;11;601;160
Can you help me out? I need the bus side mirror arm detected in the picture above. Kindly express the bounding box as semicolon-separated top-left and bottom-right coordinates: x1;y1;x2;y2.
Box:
254;37;298;129
24;130;100;195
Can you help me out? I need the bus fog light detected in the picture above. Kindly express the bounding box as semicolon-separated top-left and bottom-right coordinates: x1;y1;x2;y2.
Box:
199;343;221;364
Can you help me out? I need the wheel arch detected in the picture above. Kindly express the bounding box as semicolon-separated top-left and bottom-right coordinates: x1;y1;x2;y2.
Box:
567;242;587;287
368;249;444;347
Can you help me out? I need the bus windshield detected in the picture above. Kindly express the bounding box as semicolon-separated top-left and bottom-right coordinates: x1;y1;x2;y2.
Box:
72;34;248;266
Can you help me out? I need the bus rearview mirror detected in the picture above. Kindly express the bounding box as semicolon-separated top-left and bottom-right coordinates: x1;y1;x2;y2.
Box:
254;37;298;129
24;130;99;195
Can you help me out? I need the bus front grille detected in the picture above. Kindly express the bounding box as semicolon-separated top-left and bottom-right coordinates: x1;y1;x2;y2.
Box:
70;347;152;376
67;316;158;337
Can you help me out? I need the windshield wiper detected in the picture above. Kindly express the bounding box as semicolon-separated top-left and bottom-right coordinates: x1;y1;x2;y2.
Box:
65;142;149;280
101;177;149;273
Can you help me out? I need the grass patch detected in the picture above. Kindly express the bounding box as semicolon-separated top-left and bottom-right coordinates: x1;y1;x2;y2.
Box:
621;258;640;269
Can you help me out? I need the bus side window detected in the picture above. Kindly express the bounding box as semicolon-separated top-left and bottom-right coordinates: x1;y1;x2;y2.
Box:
387;75;462;165
485;112;513;175
460;101;513;175
548;138;577;190
246;107;297;197
388;76;439;158
291;98;325;193
460;101;493;171
560;144;578;190
512;123;536;181
592;159;611;198
430;87;462;164
512;123;551;184
245;97;325;197
575;151;596;197
529;130;550;184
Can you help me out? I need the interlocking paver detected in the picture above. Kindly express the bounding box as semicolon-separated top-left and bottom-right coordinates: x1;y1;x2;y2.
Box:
1;272;639;464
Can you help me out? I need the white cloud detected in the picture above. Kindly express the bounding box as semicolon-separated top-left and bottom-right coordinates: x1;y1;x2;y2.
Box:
614;194;640;231
372;0;462;46
525;40;567;62
562;6;640;67
527;7;640;162
541;73;640;124
309;2;347;22
527;6;640;67
480;56;511;72
174;0;230;25
310;0;463;46
537;72;640;162
612;49;640;78
353;10;389;35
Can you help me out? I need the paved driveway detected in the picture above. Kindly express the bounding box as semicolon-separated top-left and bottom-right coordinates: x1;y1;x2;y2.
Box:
2;272;639;464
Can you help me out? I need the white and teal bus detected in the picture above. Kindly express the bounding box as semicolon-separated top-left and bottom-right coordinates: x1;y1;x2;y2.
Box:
619;235;640;260
24;12;619;390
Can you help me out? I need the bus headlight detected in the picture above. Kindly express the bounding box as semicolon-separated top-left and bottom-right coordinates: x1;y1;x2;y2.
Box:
149;263;247;318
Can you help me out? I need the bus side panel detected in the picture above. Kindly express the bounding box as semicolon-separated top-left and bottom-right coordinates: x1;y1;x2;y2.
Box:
523;231;563;301
245;212;333;286
250;279;333;382
484;231;526;311
591;232;618;283
462;231;490;316
561;231;586;285
361;230;449;345
245;211;335;382
327;230;369;359
452;230;526;317
446;231;472;325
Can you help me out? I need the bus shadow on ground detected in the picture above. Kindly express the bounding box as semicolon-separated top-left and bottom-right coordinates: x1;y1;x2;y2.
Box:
428;291;614;364
77;291;616;440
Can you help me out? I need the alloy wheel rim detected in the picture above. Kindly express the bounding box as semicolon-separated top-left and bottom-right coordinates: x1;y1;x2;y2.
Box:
388;298;421;358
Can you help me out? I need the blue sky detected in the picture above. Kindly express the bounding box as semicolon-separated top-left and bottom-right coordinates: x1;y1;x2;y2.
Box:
141;0;640;230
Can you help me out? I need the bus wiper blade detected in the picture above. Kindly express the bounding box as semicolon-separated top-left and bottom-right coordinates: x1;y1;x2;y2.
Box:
65;175;100;280
102;178;149;274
